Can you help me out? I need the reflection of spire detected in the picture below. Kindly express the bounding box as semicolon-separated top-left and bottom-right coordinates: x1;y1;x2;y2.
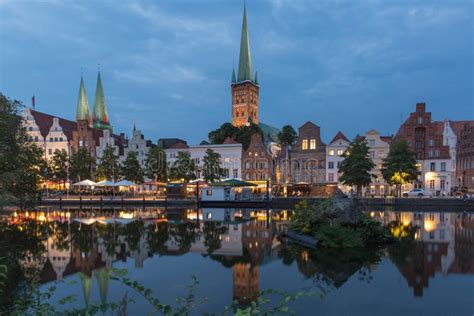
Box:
79;272;92;306
95;268;110;306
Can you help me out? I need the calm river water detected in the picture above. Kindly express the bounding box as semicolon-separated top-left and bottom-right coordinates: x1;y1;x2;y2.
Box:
0;207;473;315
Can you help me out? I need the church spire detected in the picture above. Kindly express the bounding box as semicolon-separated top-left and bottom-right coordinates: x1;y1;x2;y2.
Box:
76;75;90;122
237;2;253;82
92;70;112;130
231;66;236;83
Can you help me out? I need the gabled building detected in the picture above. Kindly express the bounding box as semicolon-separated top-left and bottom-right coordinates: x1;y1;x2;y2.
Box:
326;131;350;185
121;125;155;167
456;122;474;192
289;121;326;183
242;133;272;181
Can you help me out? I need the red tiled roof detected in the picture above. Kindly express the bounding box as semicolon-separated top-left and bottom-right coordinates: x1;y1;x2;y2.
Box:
31;109;77;140
329;131;350;144
450;120;474;138
169;142;189;149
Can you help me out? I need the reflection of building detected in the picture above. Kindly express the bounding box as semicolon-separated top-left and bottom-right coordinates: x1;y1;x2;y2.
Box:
45;236;71;280
233;263;259;304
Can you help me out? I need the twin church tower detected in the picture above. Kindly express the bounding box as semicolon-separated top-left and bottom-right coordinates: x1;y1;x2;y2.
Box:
75;71;112;131
231;4;260;127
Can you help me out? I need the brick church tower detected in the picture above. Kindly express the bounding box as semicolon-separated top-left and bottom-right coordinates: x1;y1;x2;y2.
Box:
231;3;259;127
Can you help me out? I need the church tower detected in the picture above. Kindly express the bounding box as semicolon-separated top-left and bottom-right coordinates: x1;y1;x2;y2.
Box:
73;74;96;155
231;3;259;127
92;71;112;130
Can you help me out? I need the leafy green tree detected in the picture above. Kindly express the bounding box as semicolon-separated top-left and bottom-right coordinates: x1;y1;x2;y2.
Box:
120;151;144;183
338;138;375;196
50;149;69;189
202;149;226;183
96;145;119;181
381;140;419;197
0;93;45;208
169;151;196;182
208;122;263;150
144;147;167;182
69;148;95;181
277;125;297;146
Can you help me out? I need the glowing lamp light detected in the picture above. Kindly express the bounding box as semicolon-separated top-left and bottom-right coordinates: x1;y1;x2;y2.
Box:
424;220;436;232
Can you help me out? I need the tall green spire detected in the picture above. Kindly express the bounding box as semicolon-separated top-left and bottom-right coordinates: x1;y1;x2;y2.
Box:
92;71;112;130
237;2;253;82
231;66;236;83
76;76;90;122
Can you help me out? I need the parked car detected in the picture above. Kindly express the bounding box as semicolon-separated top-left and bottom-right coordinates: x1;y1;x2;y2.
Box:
403;188;424;197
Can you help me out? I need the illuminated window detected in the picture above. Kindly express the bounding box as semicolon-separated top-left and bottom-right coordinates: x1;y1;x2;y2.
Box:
310;139;316;149
328;149;335;156
337;149;344;156
302;139;308;150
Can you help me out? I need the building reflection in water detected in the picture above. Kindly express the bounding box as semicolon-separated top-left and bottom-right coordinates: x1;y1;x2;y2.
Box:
4;208;473;307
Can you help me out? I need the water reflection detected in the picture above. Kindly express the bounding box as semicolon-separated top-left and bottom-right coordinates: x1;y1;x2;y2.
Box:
1;208;473;312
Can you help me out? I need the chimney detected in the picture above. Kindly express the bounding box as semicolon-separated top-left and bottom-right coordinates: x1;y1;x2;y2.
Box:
416;102;426;113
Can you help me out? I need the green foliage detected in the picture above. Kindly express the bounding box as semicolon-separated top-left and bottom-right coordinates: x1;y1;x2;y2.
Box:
96;145;119;181
69;148;95;181
381;140;419;196
338;138;375;195
169;151;197;182
208;122;263;150
277;125;297;146
202;149;226;183
0;93;45;208
289;199;389;248
120;151;144;183
144;146;167;182
50;149;69;186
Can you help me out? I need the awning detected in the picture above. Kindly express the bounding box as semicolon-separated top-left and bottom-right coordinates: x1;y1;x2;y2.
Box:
73;180;97;186
212;179;257;187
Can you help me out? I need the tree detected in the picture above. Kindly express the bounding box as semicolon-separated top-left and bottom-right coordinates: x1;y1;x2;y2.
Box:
202;149;226;183
0;93;45;208
338;138;375;196
208;122;263;150
50;149;69;189
169;151;196;182
381;140;419;197
96;145;119;181
144;147;167;182
69;148;95;182
120;151;144;183
277;125;297;146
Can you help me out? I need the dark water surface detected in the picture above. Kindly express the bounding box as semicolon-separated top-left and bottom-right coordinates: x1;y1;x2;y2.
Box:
0;207;473;315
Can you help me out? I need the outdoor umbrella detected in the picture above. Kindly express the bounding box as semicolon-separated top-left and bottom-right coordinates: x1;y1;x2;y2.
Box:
95;180;116;187
73;180;97;186
114;180;137;187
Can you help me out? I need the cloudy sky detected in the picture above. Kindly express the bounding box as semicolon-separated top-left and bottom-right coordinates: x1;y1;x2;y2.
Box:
0;0;472;144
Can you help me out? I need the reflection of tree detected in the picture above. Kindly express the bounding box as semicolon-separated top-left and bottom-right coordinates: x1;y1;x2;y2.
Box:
146;222;169;256
0;220;48;309
97;223;121;256
278;245;383;291
170;222;199;253
124;220;145;252
52;221;70;252
203;222;228;254
71;222;94;254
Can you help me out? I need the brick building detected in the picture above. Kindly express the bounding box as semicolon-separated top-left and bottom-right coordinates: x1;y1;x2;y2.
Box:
242;133;273;181
456;122;474;192
289;121;326;183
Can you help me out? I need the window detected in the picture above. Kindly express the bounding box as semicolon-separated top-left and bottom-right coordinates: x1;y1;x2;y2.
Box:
417;117;423;124
369;139;375;147
369;151;375;158
28;126;33;131
328;149;335;156
337;149;344;156
59;137;63;142
34;136;38;142
48;149;52;155
328;162;334;169
328;173;334;182
50;137;53;142
302;139;308;150
429;139;434;147
440;162;446;172
233;169;238;178
429;231;434;239
206;190;212;196
429;180;435;190
310;139;316;149
430;162;436;171
245;162;250;169
440;179;445;190
440;229;445;240
337;161;342;169
79;140;83;147
54;137;58;142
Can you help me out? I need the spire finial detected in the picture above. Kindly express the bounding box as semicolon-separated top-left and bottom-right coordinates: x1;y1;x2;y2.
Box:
237;0;253;82
98;63;100;72
133;123;136;131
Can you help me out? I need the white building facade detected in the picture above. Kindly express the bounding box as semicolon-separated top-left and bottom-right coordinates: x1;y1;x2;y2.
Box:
121;127;152;167
165;143;243;180
96;129;120;162
364;130;392;196
326;131;350;189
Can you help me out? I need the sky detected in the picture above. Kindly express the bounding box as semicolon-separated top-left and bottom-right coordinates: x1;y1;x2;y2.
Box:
0;0;473;144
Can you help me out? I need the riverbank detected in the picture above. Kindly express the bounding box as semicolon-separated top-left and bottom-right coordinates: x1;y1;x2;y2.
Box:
32;196;474;212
